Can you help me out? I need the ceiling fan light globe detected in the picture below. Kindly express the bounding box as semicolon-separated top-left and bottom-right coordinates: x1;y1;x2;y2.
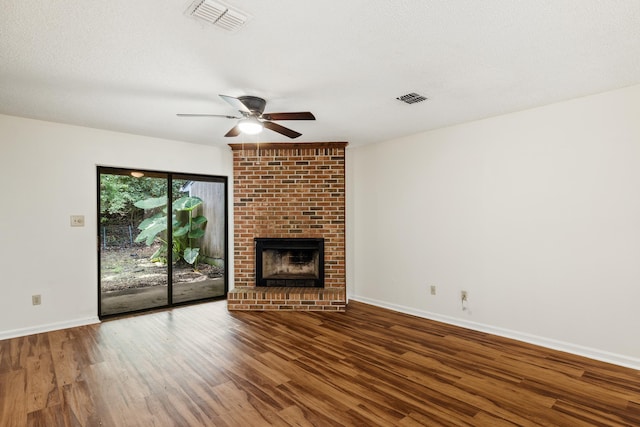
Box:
238;117;263;135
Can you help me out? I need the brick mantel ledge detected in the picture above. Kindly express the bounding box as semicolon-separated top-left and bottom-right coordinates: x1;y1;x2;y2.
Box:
228;142;348;151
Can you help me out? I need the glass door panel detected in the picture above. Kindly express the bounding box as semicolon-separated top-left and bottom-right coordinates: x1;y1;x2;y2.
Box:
172;178;227;304
99;170;169;316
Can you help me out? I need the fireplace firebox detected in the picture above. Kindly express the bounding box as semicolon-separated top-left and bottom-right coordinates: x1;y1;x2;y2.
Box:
255;238;324;288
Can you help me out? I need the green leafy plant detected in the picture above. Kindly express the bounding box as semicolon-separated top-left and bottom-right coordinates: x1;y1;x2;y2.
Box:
134;196;207;266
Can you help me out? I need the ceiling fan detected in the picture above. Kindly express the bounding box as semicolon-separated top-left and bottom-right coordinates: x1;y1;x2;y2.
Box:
177;95;315;139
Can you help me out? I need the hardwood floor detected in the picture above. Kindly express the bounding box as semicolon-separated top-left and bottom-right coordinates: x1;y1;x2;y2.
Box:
1;300;638;426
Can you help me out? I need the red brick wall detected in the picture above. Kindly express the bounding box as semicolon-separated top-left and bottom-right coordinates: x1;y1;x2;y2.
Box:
228;142;347;311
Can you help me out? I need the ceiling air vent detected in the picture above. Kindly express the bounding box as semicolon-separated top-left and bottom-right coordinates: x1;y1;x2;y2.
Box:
187;0;249;32
396;92;428;104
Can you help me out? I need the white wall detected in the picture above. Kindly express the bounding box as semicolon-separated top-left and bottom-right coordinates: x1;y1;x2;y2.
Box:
0;114;233;338
348;84;640;369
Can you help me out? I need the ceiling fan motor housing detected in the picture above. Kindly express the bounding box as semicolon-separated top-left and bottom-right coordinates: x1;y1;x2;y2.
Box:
238;96;266;115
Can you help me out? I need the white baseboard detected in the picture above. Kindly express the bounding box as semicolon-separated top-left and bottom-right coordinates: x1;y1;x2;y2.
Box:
351;295;640;371
0;317;101;341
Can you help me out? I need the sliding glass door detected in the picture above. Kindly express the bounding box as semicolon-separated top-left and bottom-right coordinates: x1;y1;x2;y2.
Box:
171;178;227;304
98;167;227;318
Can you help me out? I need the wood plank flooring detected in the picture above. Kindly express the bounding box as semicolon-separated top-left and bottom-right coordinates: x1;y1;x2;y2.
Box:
1;300;638;426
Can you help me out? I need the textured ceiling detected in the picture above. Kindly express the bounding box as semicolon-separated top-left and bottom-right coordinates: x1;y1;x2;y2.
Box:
1;0;640;148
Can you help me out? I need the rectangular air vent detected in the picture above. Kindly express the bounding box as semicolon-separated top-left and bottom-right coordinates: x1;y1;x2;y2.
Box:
187;0;249;32
396;92;428;104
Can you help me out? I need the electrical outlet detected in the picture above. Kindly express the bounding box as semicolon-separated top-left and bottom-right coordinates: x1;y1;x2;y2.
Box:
461;290;468;302
70;215;85;227
32;294;41;305
430;285;437;295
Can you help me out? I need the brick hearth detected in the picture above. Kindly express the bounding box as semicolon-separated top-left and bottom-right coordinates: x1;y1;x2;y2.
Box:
227;142;347;311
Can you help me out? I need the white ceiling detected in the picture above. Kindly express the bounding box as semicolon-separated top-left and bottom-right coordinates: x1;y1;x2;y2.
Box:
2;0;640;148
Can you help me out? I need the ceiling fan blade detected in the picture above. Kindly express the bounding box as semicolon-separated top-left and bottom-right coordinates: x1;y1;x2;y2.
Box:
261;112;316;121
177;113;240;119
263;121;302;139
224;125;242;137
219;95;251;113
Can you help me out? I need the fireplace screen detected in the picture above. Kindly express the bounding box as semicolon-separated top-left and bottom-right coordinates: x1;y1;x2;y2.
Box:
255;238;324;287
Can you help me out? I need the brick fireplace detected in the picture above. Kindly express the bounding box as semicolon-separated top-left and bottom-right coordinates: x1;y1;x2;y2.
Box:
227;142;347;311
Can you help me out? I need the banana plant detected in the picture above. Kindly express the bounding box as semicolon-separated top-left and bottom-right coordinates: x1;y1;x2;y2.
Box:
134;196;207;266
